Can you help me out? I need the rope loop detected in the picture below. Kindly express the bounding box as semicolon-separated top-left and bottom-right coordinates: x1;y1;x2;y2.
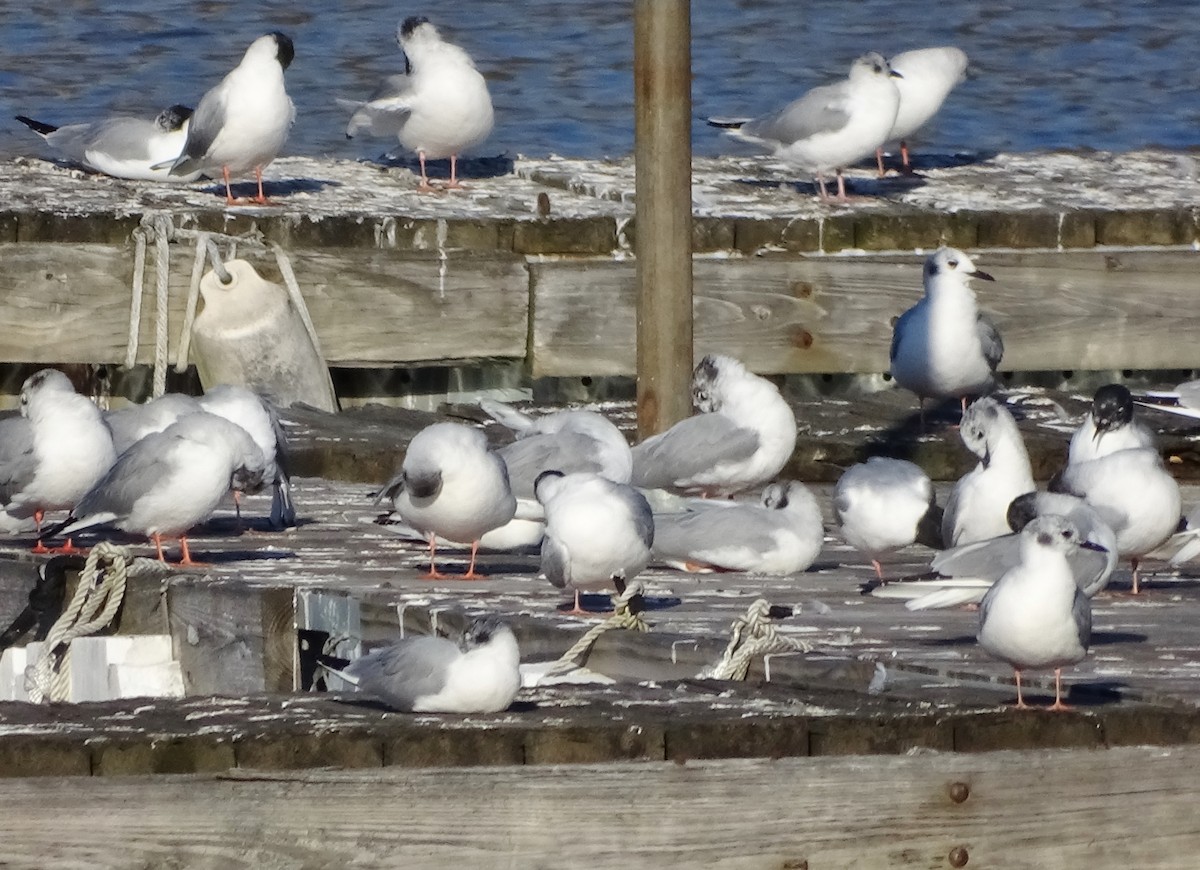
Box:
697;598;810;681
544;582;648;677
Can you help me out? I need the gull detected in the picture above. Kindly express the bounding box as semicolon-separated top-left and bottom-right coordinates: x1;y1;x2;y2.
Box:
15;105;200;182
198;385;295;529
892;492;1117;610
0;370;117;550
876;46;968;175
977;514;1095;711
890;247;1003;422
1136;377;1200;421
374;422;516;579
652;480;823;574
1069;384;1154;464
535;471;654;614
833;457;941;579
709;52;901;202
335;616;520;713
631;354;797;497
167;32;296;205
1050;446;1181;594
40;412;266;564
105;393;203;455
343;17;493;192
942;398;1035;547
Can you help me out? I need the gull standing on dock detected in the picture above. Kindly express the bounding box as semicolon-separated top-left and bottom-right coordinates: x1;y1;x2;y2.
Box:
167;32;296;205
977;514;1095;711
535;471;653;614
374;422;516;579
708;52;901;202
335;616;520;713
1050;446;1181;594
343;16;493;192
890;247;1003;423
942;398;1035;548
631;354;797;497
876;46;968;175
1068;384;1154;465
15;105;200;182
0;370;117;546
39;412;267;564
833;457;941;579
652;481;823;575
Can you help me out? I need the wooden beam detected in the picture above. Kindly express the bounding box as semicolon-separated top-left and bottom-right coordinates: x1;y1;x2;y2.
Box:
633;0;694;438
1;747;1198;866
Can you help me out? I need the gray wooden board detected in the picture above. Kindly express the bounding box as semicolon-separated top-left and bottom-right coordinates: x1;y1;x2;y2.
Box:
1;747;1199;868
529;248;1200;376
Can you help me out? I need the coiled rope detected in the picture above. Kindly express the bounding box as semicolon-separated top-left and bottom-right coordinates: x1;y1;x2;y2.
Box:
544;582;648;677
697;599;811;681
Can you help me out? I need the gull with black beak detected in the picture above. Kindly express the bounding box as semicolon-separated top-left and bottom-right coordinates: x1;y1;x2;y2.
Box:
890;247;1003;423
1069;384;1154;465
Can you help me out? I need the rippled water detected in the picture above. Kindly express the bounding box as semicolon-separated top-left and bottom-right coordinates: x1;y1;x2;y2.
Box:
0;0;1196;166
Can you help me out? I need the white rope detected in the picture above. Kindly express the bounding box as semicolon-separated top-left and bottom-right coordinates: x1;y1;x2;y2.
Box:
152;216;172;397
175;232;209;373
272;244;326;363
697;599;811;681
544;582;648;677
125;227;148;369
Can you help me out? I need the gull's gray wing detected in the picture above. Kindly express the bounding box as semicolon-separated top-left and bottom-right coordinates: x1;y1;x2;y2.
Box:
631;415;759;490
741;80;852;144
540;532;570;589
0;416;36;506
83;117;160;161
931;534;1018;582
889;304;919;363
1073;587;1092;650
499;432;607;499
343;74;414;138
622;484;655;550
344;635;457;711
653;507;777;567
70;429;179;526
977;312;1004;371
172;85;226;171
267;402;296;529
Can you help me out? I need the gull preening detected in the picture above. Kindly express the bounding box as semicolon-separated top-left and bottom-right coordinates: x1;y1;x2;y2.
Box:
977;514;1095;711
167;32;296;205
343;16;494;192
374;422;516;579
16;105;199;182
652;480;823;575
890;247;1004;422
535;471;654;614
834;457;940;579
0;370;117;546
877;46;968;175
337;616;520;713
1068;384;1154;465
631;354;797;497
709;52;901;202
942;398;1035;548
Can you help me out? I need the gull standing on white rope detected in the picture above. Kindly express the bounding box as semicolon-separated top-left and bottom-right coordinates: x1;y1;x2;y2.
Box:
342;16;493;191
167;32;296;205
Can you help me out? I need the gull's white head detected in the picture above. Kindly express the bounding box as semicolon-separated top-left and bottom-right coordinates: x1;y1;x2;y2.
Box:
924;246;995;288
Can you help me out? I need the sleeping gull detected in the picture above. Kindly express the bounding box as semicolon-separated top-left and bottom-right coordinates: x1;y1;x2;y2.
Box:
709;52;901;202
1068;384;1154;464
535;471;653;614
374;422;516;578
0;369;117;548
167;32;296;205
336;616;520;713
1050;446;1181;594
105;393;203;455
977;514;1095;711
652;480;823;575
40;412;266;564
876;46;968;175
890;247;1003;423
631;354;797;497
834;457;940;579
16;105;199;182
942;398;1035;548
343;16;493;192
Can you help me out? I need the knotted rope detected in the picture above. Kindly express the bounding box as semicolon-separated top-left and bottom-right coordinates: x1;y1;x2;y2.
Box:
23;543;165;703
544;582;648;677
697;599;811;681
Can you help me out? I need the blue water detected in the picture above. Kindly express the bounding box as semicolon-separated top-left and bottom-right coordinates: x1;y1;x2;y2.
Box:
0;0;1196;165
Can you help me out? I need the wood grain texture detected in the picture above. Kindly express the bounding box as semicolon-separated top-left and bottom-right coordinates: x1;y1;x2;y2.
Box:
529;249;1200;376
0;747;1197;868
0;243;528;366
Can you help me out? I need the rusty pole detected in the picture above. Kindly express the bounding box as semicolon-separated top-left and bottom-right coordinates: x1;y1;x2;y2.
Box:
634;0;693;440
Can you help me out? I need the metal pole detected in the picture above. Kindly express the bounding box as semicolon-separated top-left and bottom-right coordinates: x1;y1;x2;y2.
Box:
634;0;693;440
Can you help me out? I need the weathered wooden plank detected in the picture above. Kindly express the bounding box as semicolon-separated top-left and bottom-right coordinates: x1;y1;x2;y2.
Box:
0;243;528;367
529;248;1200;376
0;747;1197;867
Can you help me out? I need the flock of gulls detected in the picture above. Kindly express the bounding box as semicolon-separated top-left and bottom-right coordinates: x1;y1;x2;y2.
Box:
3;20;1190;716
15;19;967;203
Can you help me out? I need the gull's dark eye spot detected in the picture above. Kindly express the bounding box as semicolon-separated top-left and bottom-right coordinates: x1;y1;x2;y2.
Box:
947;259;959;269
